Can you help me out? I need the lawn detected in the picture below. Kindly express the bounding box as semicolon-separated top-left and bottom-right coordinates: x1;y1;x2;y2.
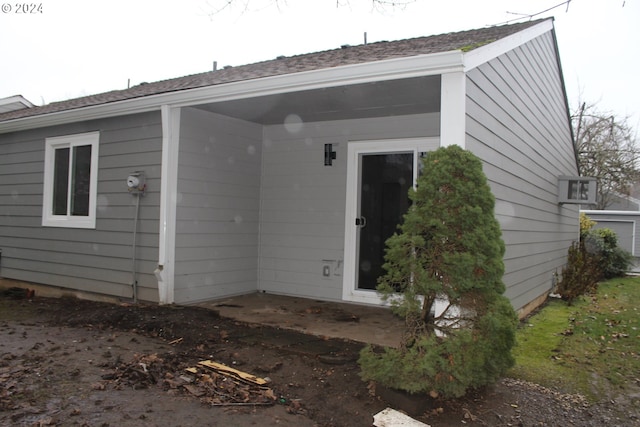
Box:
509;276;640;401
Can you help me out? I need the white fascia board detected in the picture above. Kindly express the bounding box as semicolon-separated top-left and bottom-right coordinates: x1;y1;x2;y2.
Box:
168;50;464;108
581;210;640;216
0;50;463;134
463;19;554;71
0;95;35;110
0;99;163;134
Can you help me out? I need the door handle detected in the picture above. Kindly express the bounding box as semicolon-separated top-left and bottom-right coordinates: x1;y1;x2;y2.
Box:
355;216;367;228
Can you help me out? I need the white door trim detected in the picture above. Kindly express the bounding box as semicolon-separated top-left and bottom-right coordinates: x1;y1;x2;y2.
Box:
342;137;440;304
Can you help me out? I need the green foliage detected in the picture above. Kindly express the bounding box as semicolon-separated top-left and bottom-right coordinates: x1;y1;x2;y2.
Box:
360;296;517;398
556;241;602;305
579;212;596;236
358;145;518;398
557;223;633;304
584;228;633;279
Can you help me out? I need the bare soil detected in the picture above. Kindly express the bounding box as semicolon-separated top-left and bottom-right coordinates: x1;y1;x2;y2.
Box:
1;294;637;426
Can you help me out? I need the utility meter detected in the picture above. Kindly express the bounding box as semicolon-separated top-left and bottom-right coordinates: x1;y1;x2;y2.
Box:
127;171;146;193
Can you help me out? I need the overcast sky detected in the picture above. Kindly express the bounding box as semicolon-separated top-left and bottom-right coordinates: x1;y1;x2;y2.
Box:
0;0;637;128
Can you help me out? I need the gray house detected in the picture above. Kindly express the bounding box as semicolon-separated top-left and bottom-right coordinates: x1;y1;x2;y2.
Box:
0;18;579;317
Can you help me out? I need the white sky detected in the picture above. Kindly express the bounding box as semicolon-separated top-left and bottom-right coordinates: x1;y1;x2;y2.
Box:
0;0;638;128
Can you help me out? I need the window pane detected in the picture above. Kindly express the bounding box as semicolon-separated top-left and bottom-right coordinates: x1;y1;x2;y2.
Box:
71;145;92;216
357;153;413;290
579;182;589;200
52;148;70;215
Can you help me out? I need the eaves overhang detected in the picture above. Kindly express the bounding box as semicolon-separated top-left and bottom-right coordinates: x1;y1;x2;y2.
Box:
0;50;464;135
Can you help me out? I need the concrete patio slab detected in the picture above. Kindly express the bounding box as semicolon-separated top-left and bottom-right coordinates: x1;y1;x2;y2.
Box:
197;292;404;348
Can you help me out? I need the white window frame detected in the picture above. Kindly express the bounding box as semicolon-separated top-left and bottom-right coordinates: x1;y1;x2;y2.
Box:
42;132;99;229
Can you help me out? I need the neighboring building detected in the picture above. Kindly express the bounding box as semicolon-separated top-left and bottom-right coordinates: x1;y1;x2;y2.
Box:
604;193;640;211
582;208;640;272
582;187;640;272
0;18;579;316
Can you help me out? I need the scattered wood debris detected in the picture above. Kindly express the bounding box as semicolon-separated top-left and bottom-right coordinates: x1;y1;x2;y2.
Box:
197;359;269;386
180;360;275;406
102;353;281;408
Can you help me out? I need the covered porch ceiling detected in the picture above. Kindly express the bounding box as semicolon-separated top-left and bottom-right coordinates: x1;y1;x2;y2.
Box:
193;75;441;125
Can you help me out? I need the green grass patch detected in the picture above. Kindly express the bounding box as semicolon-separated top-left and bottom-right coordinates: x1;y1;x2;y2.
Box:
509;277;640;401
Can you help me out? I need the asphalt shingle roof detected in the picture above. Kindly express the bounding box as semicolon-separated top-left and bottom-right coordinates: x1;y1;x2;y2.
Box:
0;19;546;123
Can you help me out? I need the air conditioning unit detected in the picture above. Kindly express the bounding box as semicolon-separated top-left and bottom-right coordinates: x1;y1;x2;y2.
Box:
558;176;597;204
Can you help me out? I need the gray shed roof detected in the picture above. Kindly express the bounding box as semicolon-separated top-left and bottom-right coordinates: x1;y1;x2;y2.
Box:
0;19;546;123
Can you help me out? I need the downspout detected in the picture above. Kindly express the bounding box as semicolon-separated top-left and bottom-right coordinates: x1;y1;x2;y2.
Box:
157;105;181;304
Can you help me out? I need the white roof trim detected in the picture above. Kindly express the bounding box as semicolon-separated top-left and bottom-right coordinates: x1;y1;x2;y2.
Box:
0;50;464;134
582;210;640;216
0;95;35;113
463;19;554;71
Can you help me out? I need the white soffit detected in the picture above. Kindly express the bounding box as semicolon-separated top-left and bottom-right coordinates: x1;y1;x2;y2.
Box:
463;19;554;72
0;50;464;134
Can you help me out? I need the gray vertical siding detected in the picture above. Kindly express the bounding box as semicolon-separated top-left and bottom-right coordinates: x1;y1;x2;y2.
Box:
465;31;579;311
260;113;440;301
0;111;163;301
173;107;262;303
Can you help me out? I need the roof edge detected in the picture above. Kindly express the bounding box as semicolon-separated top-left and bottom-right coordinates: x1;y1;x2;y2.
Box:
463;18;554;71
581;210;640;216
0;95;35;112
0;51;463;134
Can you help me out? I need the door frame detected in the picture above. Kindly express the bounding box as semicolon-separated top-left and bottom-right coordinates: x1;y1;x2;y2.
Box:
342;137;440;304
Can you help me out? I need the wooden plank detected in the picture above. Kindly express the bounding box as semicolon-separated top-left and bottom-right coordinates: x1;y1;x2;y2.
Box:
197;360;269;385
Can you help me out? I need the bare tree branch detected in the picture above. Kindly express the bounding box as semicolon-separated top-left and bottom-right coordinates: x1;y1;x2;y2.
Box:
572;101;640;209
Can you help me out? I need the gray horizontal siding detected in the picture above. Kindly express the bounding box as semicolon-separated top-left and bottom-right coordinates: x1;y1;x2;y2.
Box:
260;113;439;301
0;111;162;301
465;31;579;311
173;107;262;303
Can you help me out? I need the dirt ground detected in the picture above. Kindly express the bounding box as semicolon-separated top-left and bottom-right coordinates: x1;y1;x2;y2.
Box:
1;293;637;427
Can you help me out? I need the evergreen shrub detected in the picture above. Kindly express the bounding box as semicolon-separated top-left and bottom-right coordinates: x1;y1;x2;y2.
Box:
358;145;517;398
